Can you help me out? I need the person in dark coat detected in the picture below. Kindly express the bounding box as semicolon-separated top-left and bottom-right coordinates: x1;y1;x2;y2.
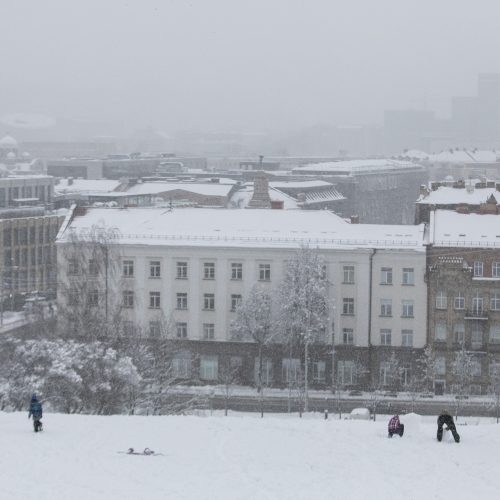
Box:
437;410;459;443
388;414;404;438
28;394;43;432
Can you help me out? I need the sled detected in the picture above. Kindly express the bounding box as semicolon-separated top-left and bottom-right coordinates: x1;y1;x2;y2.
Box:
117;448;163;456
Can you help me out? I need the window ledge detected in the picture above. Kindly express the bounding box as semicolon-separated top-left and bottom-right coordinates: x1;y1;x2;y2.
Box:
402;283;414;286
176;277;188;280
342;281;355;285
379;315;392;318
149;276;161;279
401;315;414;319
380;282;393;286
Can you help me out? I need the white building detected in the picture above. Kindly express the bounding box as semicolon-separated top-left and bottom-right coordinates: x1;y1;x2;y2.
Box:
57;207;427;387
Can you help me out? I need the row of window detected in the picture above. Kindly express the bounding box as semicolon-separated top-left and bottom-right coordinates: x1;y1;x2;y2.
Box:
434;323;500;344
4;246;53;267
472;261;500;278
3;225;56;247
379;299;415;318
435;291;500;312
340;327;413;347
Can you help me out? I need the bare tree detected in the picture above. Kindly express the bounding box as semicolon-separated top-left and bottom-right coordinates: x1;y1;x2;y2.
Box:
231;284;274;418
487;361;500;423
451;345;475;420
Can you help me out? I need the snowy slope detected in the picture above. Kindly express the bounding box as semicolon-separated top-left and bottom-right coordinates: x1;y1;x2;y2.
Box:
0;412;498;500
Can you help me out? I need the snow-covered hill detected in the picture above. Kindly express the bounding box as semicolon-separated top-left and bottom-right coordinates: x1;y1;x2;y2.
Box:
1;411;498;500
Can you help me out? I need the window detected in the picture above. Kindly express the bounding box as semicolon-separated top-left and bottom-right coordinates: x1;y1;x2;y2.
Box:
380;329;392;346
149;321;161;337
493;262;500;278
176;322;188;339
471;359;482;377
435;322;447;341
176;293;188;310
337;361;355;386
489;361;500;378
342;298;354;315
342;328;354;345
172;355;192;379
490;325;500;344
3;228;11;246
400;366;411;386
402;300;414;318
454;292;465;310
149;260;161;278
68;289;79;306
402;329;413;347
381;267;392;285
123;321;135;335
88;259;98;276
259;263;271;281
254;358;273;385
231;262;243;280
123;260;134;277
176;261;188;279
473;261;484;277
453;323;465;344
203;323;215;340
491;292;500;311
472;293;483;315
379;362;391;386
203;293;215;310
343;265;355;284
471;324;483;347
230;294;242;312
435;291;447;310
68;258;79;276
149;291;161;309
282;358;301;384
200;355;218;380
380;299;392;317
203;262;215;280
313;361;326;383
435;356;446;376
122;290;134;308
402;268;414;285
87;290;98;307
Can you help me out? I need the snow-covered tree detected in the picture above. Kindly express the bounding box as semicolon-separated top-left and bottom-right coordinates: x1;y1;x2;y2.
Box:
231;285;274;417
275;246;331;411
451;345;475;419
487;360;500;423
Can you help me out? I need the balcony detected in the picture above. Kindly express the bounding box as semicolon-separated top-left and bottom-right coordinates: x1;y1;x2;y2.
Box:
464;310;489;320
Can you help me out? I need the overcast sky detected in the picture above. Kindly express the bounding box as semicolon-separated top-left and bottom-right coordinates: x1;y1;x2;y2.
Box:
1;0;500;135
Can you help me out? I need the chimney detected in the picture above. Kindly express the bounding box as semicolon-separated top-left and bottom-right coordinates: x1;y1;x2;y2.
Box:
431;182;441;191
271;200;284;209
248;172;271;209
350;215;359;224
419;184;429;197
297;192;306;205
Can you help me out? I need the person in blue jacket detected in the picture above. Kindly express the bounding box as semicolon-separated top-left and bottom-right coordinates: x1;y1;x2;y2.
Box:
28;394;43;432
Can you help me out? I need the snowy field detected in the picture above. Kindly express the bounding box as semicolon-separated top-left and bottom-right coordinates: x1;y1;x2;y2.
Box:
1;411;499;500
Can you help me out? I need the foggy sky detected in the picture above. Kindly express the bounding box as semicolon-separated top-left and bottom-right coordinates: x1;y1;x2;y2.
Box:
1;0;500;135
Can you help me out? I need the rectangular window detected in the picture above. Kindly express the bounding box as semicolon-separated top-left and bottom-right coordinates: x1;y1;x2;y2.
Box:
471;324;483;347
473;261;484;277
342;298;354;315
176;293;188;310
254;358;273;386
402;300;414;318
493;262;500;278
230;294;242;312
379;362;391;385
402;267;414;285
342;328;354;345
472;294;483;315
176;261;188;279
203;323;215;340
88;259;98;276
149;260;161;278
259;263;271;281
282;358;301;384
172;356;192;379
123;260;134;277
491;292;500;311
68;258;79;276
203;262;215;280
435;356;446;376
380;299;392;317
435;322;447;341
435;291;447;310
402;329;413;347
471;359;481;377
123;321;135;336
87;290;99;307
454;293;465;310
381;267;393;285
343;265;355;284
453;323;465;344
337;361;355;386
149;321;161;337
3;228;11;246
149;291;161;309
380;329;392;346
490;325;500;344
122;290;134;308
200;355;218;380
203;293;215;310
176;322;188;339
231;262;243;280
400;366;411;386
313;361;326;383
68;289;79;306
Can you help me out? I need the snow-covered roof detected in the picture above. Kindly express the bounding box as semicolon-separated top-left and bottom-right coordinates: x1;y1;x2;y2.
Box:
429;150;499;164
228;184;299;209
125;182;234;197
417;186;499;205
293;159;422;175
269;180;333;189
55;179;122;195
430;210;500;247
0;135;18;148
59;207;426;250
